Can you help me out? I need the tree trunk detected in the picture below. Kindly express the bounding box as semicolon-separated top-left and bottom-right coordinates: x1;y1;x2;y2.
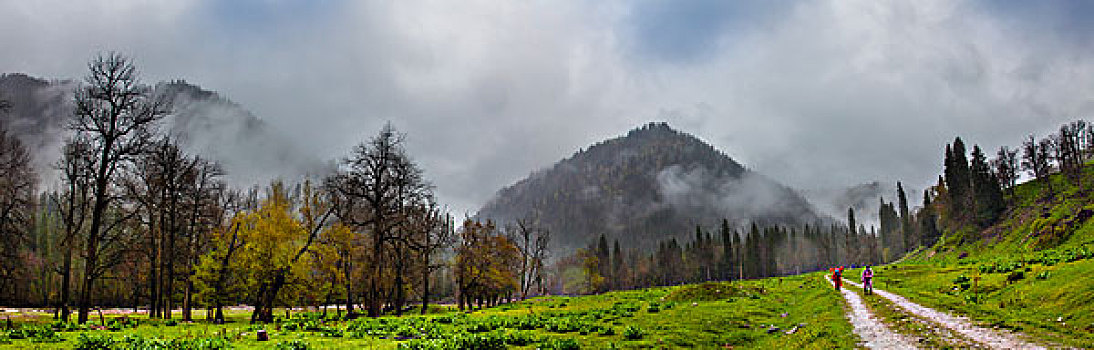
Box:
343;259;356;318
252;269;287;323
214;302;224;324
420;264;430;315
368;236;382;317
393;253;406;316
182;280;193;321
58;244;73;323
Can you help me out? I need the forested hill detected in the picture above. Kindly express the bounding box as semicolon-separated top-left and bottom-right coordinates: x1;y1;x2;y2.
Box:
476;122;827;252
0;73;327;185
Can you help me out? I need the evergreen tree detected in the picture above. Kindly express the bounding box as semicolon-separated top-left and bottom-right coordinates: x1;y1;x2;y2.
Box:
897;182;913;250
731;225;742;279
748;223;761;278
719;219;733;280
944;138;972;222
766;227;780;277
878;199;901;261
612;240;623;289
847;207;856;235
970;145;1006;227
919;189;940;247
596;234;610;288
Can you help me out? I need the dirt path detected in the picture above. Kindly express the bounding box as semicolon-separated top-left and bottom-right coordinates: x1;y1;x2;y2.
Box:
827;276;919;349
842;279;1046;350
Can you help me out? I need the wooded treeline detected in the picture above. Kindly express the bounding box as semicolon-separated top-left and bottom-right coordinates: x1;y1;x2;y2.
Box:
0;54;550;324
928;120;1094;242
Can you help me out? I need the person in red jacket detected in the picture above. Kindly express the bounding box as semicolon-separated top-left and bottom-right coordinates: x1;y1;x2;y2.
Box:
832;266;843;290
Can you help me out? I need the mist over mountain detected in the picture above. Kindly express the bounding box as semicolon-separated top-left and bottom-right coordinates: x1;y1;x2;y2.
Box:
805;181;911;230
0;73;329;187
476;122;828;252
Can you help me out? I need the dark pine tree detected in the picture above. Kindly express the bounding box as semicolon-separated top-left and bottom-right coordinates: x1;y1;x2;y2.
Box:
897;181;914;251
612;240;623;289
596;234;610;289
719;219;733;280
919;189;940;247
731;224;742;280
847;207;856;236
748;223;761;278
945;138;972;223
970;145;1006;228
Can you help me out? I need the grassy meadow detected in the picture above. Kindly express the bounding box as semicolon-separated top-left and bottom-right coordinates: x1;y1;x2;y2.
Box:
0;273;858;349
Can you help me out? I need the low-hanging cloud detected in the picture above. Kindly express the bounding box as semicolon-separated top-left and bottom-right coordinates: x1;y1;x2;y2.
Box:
657;164;823;228
2;0;1094;216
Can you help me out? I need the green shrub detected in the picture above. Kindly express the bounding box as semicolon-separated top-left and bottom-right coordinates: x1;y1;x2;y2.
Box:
164;319;179;327
646;302;661;313
503;330;539;346
188;337;232;350
1006;270;1025;282
275;339;310;350
539;337;581;350
622;325;645;340
320;326;344;338
952;275;972;291
75;333;115;349
545;317;583;333
512;315;544;330
13;325;64;343
432;315;455;324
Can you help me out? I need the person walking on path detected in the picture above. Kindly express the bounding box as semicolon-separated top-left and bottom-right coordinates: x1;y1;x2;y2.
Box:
832;266;843;290
861;265;874;295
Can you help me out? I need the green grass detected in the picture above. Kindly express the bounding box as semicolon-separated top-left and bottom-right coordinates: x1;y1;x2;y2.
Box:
861;260;1094;348
1;274;859;349
876;165;1094;348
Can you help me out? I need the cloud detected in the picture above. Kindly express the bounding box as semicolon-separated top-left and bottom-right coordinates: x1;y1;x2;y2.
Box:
2;0;1094;217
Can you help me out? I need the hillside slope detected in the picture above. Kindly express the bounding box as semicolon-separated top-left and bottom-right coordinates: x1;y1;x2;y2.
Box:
885;166;1094;348
477;122;826;252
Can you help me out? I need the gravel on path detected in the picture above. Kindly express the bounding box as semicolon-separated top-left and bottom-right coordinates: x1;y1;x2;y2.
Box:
827;276;919;350
842;279;1046;350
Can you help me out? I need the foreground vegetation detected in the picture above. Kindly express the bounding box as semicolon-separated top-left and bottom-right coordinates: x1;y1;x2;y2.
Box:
0;274;857;349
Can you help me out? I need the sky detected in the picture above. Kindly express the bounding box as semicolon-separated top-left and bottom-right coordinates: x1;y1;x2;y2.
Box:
2;0;1094;217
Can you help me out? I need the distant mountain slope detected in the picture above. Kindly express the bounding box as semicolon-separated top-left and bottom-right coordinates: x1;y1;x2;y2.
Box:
476;122;827;252
0;73;328;186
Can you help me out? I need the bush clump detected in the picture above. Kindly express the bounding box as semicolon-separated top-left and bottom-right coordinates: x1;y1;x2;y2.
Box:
664;282;751;302
622;325;645;340
75;333;115;350
274;339;310;350
539;337;581;350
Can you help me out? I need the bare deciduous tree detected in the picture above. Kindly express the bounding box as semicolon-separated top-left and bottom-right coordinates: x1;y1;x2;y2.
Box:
328;123;431;317
1021;135;1053;196
53;136;96;322
992;146;1019;196
70;53;170;323
0;121;36;304
507;214;550;299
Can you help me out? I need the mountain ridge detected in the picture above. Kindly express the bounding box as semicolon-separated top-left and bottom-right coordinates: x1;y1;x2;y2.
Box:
477;122;829;252
0;73;329;186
